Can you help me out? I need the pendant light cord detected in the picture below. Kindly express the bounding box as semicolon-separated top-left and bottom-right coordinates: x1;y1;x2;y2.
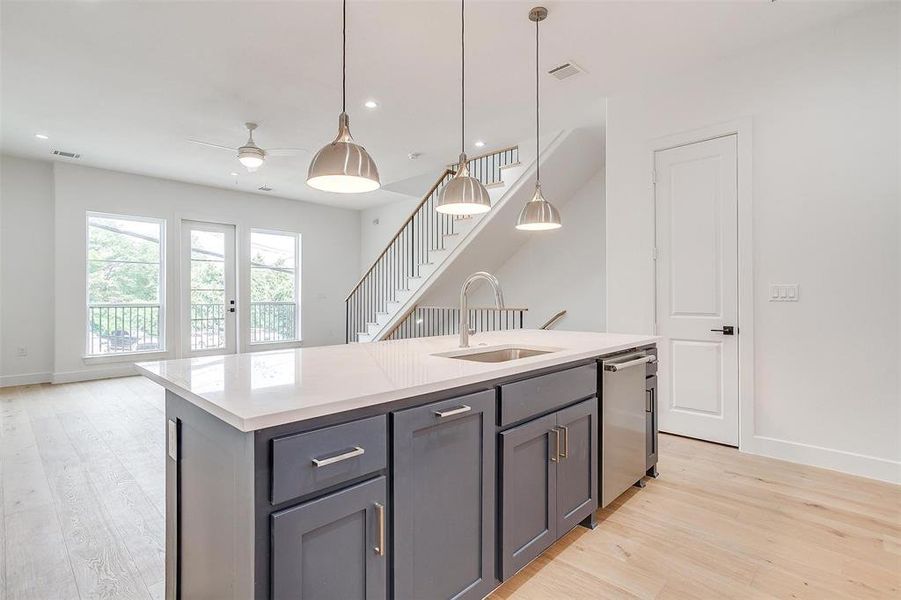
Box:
342;0;347;114
461;0;465;156
535;16;540;184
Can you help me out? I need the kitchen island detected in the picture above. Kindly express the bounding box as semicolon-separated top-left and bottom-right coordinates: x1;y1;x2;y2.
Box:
138;329;659;600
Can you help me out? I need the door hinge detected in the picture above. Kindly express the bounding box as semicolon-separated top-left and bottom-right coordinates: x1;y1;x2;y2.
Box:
652;247;658;261
652;169;657;184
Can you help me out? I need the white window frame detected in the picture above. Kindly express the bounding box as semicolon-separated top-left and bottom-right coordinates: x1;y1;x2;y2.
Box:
85;211;167;357
248;228;301;347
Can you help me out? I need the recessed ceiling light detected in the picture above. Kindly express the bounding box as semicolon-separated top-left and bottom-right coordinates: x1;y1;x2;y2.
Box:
408;152;421;160
474;140;485;148
364;100;378;109
230;172;239;177
35;133;49;140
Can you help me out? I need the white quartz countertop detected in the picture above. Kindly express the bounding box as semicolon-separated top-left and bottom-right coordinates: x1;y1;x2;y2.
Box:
136;329;658;432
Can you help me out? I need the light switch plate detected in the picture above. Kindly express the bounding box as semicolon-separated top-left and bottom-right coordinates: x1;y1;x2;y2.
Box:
769;284;799;302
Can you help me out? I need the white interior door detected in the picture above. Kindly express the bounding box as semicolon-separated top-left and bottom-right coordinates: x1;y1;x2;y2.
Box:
181;221;237;356
655;134;739;446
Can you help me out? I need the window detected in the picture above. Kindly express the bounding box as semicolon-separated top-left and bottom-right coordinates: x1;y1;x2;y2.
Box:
86;213;165;355
250;230;299;344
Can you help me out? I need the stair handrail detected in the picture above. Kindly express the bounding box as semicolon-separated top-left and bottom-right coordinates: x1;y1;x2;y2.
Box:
445;143;519;169
345;168;454;302
539;310;567;330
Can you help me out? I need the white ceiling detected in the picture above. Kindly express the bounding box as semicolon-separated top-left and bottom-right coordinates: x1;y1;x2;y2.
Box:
1;1;862;210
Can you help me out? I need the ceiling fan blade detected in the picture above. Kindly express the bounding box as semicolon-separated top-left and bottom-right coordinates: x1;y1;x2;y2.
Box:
266;148;308;156
186;139;237;152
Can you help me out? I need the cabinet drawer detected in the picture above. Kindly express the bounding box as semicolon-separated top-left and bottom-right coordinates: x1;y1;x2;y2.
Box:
499;363;597;426
271;415;387;505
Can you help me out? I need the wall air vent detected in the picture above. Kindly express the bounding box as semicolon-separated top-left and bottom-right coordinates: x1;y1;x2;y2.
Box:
547;61;584;81
258;185;273;192
51;149;81;159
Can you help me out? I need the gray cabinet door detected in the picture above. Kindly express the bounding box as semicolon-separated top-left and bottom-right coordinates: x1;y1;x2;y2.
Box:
555;399;598;534
393;390;497;600
499;412;558;580
271;476;387;600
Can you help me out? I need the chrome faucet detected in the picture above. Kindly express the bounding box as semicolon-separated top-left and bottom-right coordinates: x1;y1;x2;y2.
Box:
459;272;505;348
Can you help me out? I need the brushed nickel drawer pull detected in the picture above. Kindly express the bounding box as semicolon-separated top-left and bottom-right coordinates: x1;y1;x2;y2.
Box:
558;425;568;458
311;446;365;468
374;502;385;556
550;428;560;462
434;405;471;418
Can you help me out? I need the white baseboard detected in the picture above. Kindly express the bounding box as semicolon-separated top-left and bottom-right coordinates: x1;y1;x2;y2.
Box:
52;363;137;384
0;371;52;387
742;434;900;485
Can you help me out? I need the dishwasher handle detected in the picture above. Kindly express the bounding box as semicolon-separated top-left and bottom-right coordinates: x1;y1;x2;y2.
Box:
603;354;656;372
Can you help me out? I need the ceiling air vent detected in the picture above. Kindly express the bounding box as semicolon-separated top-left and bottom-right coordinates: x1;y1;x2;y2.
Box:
51;149;81;159
547;61;584;81
258;185;273;192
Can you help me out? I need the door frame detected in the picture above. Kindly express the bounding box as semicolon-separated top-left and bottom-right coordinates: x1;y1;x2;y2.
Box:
648;118;754;451
179;219;238;357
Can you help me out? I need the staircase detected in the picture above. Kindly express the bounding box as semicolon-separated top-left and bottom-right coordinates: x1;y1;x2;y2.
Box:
346;145;524;342
346;127;602;343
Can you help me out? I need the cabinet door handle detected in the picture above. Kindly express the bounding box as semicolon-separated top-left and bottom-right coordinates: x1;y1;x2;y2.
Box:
550;428;560;462
373;502;385;556
311;446;365;468
433;405;471;418
557;426;568;458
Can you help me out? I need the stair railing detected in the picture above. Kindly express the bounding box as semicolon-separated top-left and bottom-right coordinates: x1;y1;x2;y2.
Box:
539;310;567;330
346;146;519;342
385;306;527;341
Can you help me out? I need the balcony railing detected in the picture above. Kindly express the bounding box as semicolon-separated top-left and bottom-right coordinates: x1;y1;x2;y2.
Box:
385;306;527;341
250;301;297;344
88;303;161;355
88;302;298;354
190;303;225;350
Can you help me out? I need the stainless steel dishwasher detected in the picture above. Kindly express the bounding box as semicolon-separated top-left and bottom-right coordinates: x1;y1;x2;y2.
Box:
601;351;657;507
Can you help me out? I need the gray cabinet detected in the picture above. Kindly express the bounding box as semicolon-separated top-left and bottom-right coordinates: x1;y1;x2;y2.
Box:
500;399;598;580
392;390;497;600
554;399;598;534
271;476;388;600
499;412;557;580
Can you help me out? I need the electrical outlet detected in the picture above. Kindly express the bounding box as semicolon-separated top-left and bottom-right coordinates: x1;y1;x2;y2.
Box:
15;346;27;357
769;284;799;302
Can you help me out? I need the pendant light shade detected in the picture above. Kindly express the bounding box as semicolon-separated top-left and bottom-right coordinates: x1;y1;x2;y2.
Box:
436;0;492;216
436;153;491;215
306;0;380;194
307;112;380;193
516;183;561;230
516;6;561;231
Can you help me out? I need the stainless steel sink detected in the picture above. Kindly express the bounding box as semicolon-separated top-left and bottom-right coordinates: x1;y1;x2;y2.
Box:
435;346;557;363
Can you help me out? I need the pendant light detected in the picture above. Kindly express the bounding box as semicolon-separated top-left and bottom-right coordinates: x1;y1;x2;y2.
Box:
516;6;561;231
307;0;380;194
436;0;492;216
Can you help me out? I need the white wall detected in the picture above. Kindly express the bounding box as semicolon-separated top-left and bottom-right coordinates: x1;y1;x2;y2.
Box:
0;155;55;385
606;5;900;481
359;195;419;271
467;168;606;332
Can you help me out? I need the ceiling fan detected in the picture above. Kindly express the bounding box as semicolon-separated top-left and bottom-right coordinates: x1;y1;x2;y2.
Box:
187;122;305;172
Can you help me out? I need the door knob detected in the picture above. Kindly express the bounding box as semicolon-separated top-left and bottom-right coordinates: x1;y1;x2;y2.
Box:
710;325;735;335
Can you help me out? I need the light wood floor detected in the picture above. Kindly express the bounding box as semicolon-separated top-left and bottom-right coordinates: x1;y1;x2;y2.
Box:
1;378;898;599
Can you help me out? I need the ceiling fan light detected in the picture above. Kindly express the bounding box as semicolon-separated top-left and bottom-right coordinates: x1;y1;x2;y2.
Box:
307;112;380;193
516;184;561;230
436;154;492;215
238;146;265;169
